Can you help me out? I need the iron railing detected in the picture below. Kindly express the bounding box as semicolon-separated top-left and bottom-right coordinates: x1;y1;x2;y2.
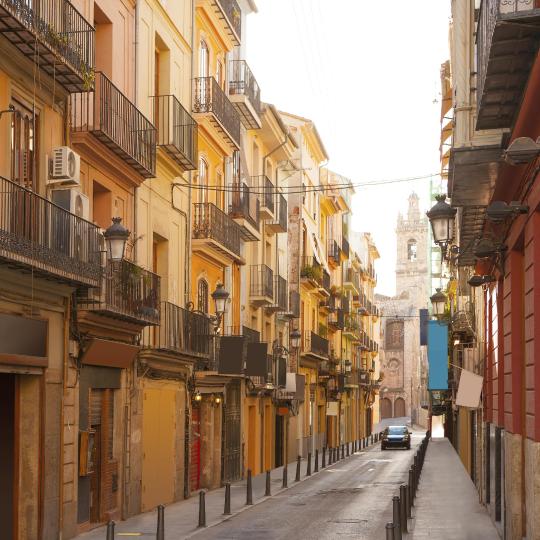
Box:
342;295;350;314
229;182;260;233
344;313;362;336
216;0;241;41
344;267;360;291
303;330;329;358
328;308;345;330
341;236;350;258
252;175;274;214
80;259;161;325
300;256;322;285
0;0;95;93
229;60;261;114
272;275;288;311
152;95;197;171
273;193;287;232
192;202;242;259
71;71;156;177
143;302;210;357
321;269;331;293
328;239;341;263
0;175;102;287
250;264;273;298
193;76;240;147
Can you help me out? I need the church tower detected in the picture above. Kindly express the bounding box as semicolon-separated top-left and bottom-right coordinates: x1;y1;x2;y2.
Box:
395;193;429;308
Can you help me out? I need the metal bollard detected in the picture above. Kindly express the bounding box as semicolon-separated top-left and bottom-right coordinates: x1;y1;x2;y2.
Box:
409;468;415;506
411;464;417;498
295;456;301;482
282;464;288;488
307;452;312;476
405;482;412;519
106;521;115;540
246;469;253;505
224;483;231;515
386;522;395;540
198;492;206;527
341;444;345;459
314;449;319;472
346;443;350;457
322;447;326;468
265;470;271;496
157;504;165;539
400;485;408;533
393;496;402;540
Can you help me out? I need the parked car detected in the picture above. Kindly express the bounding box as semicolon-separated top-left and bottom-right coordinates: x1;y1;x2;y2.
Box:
381;425;411;450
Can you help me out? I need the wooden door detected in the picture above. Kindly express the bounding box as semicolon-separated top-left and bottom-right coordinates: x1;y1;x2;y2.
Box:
247;405;257;474
190;407;201;492
142;388;176;511
380;398;392;419
0;374;16;540
394;398;406;418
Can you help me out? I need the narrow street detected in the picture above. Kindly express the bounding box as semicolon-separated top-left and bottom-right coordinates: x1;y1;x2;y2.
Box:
193;430;423;540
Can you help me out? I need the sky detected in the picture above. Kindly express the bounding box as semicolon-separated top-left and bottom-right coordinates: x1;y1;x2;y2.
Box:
245;0;450;296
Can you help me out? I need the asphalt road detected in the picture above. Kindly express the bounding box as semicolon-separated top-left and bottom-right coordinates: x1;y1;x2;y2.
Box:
193;428;423;540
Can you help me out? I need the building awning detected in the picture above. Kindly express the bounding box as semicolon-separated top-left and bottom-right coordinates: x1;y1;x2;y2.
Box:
308;229;331;275
81;338;140;369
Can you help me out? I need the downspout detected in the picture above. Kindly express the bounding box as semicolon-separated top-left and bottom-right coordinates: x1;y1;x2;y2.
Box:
133;0;140;262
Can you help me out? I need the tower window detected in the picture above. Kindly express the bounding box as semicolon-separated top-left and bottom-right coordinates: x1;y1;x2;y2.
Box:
407;239;417;261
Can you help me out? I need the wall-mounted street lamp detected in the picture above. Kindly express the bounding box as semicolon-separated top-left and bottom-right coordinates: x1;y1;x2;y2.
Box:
426;194;457;259
290;329;302;351
210;282;229;328
486;201;528;223
430;288;447;320
104;217;130;262
468;274;496;288
503;136;540;165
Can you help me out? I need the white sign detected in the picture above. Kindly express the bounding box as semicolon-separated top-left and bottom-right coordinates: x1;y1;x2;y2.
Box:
456;369;483;408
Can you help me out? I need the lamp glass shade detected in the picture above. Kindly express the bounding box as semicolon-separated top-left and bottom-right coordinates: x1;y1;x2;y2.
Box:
211;283;229;316
290;329;301;349
427;195;456;245
104;217;130;262
430;288;447;317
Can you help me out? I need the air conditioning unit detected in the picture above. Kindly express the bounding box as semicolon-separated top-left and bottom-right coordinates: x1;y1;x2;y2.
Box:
51;188;89;220
48;146;80;185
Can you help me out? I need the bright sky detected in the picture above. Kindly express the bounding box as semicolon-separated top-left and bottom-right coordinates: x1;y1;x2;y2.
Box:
245;0;450;296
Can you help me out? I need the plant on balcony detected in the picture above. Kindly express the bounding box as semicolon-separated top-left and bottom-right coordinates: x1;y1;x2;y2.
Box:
330;285;345;298
318;323;328;338
301;263;322;282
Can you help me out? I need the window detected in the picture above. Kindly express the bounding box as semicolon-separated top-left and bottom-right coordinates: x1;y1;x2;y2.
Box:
216;59;224;89
407;239;417;261
199;40;209;78
198;157;209;204
11;99;39;190
197;279;209;313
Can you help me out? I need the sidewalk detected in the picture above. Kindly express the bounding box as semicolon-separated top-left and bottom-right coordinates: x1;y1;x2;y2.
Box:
408;437;499;540
75;441;372;540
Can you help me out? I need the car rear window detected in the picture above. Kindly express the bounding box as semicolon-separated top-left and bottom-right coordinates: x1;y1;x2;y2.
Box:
388;426;407;434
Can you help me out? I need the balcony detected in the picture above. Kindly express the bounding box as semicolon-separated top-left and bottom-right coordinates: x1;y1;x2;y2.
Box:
193;76;240;151
302;330;329;360
300;256;322;289
0;175;102;287
143;302;210;358
78;259;161;326
476;0;540;130
71;72;156;178
229;182;260;241
344;267;360;294
152;95;197;171
192;202;244;263
286;290;301;319
252;175;274;219
0;0;94;93
197;0;241;46
228;60;262;130
250;264;274;306
266;275;288;313
328;239;341;267
320;269;331;297
328;308;345;330
341;236;350;260
344;313;362;340
266;193;287;234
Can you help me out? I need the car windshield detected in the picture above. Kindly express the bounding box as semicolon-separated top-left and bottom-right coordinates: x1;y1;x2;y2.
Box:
388;426;407;434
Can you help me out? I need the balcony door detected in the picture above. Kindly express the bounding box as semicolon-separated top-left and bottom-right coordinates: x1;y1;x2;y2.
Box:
199;40;210;107
198;157;209;205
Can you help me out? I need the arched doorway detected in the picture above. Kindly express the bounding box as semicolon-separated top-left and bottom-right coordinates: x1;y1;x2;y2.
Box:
380;398;392;419
394;397;406;418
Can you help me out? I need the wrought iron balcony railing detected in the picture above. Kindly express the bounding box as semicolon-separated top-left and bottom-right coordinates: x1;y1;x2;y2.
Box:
477;0;540;129
267;193;287;234
71;71;156;177
193;76;240;148
321;269;331;293
143;302;210;357
0;0;95;93
228;60;261;129
152;95;197;171
252;175;274;217
79;259;161;326
250;264;274;301
303;330;329;358
341;236;350;259
267;275;287;312
0;175;102;287
213;0;242;43
344;313;362;338
192;202;242;260
328;239;341;265
229;182;260;240
300;256;322;286
342;295;350;313
344;267;360;292
328;308;345;330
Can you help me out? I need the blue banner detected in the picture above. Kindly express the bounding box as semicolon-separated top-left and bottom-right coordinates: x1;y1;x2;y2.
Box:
428;320;448;390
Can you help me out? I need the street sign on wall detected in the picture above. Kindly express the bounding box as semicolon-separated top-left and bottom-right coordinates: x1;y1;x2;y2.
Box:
427;320;448;390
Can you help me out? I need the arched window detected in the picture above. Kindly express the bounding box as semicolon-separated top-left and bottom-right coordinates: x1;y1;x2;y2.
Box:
197;279;209;313
407;239;417;261
199;40;209;78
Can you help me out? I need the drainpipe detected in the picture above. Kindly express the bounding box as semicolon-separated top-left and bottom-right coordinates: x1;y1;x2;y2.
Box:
133;0;140;262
